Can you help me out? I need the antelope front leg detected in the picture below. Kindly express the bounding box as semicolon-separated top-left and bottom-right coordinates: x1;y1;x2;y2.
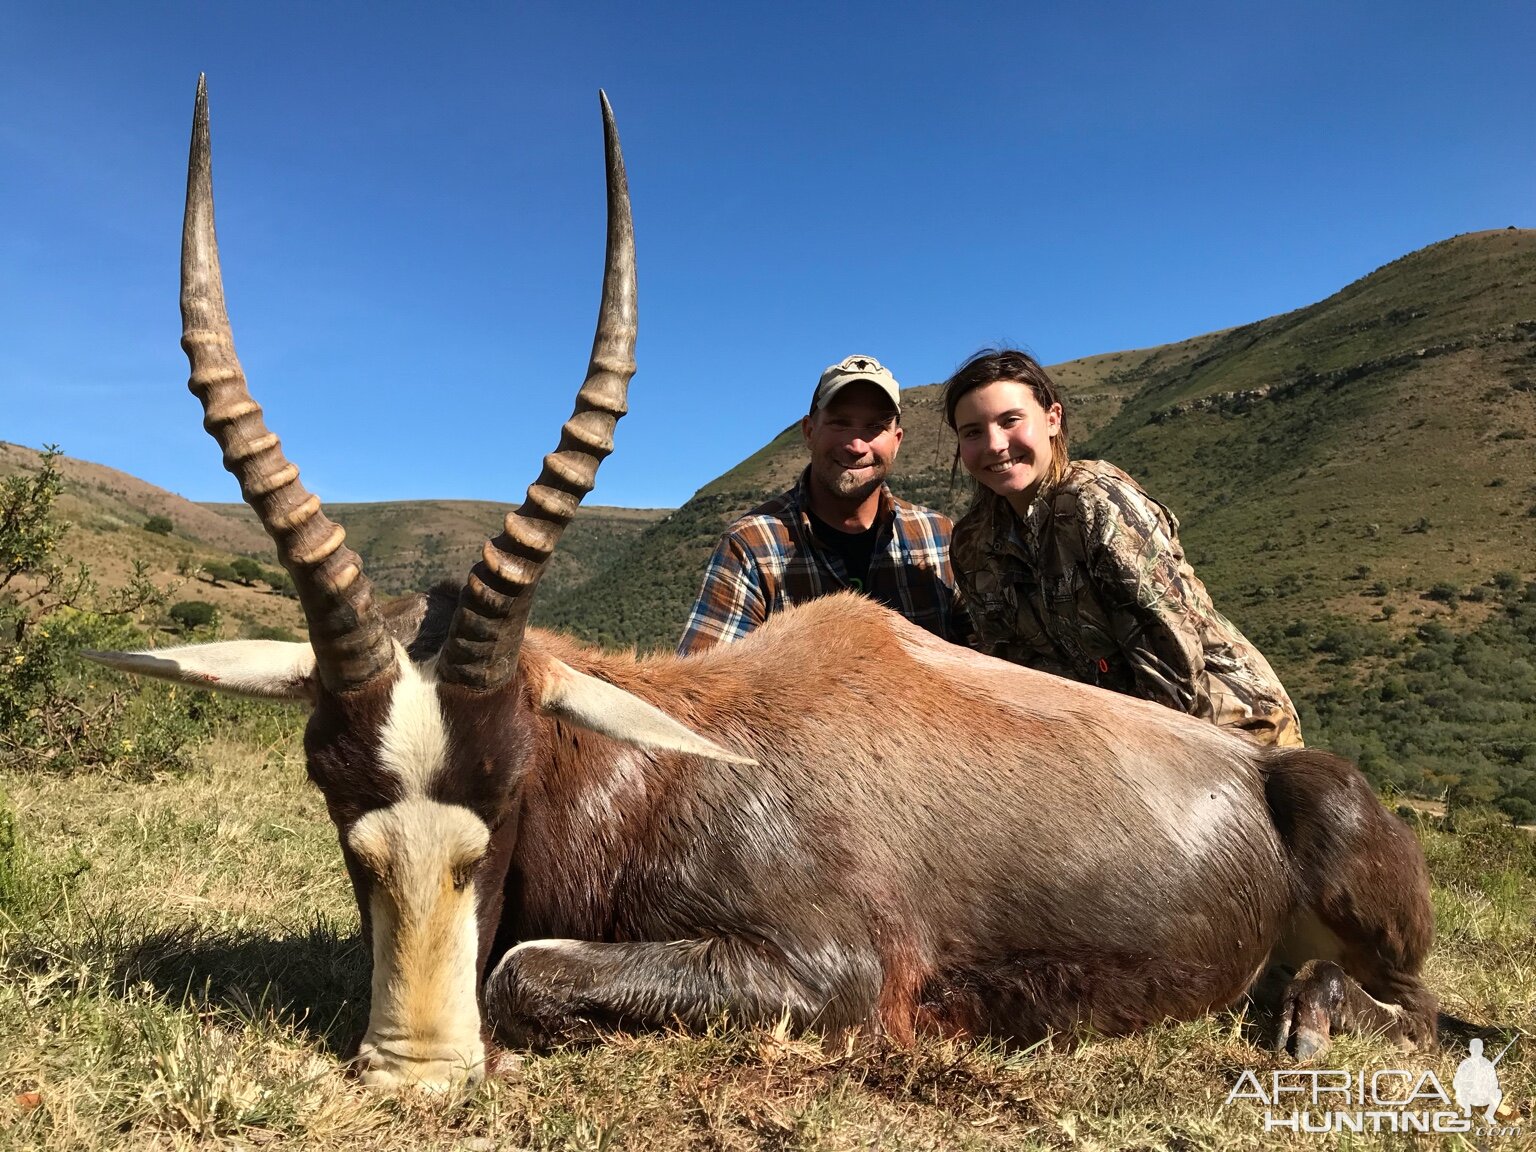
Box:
483;936;879;1047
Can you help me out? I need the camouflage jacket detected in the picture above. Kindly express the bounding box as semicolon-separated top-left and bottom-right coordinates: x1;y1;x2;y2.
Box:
952;459;1303;747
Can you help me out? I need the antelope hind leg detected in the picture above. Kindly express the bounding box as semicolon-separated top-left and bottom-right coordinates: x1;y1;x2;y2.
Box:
1274;958;1434;1059
483;936;881;1048
1263;748;1439;1059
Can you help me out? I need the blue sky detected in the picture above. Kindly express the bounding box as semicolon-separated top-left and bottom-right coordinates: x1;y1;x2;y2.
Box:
2;2;1532;508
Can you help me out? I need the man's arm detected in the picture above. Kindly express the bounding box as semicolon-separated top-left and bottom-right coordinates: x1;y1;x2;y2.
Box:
908;506;974;648
677;536;770;656
943;588;976;648
930;518;974;647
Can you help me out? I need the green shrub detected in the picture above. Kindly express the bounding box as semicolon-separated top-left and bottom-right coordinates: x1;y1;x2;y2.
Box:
230;557;265;586
201;559;239;585
263;567;295;597
2;446;66;586
168;601;218;633
143;515;174;535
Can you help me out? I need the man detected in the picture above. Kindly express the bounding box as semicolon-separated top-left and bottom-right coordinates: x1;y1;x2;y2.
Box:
678;354;969;654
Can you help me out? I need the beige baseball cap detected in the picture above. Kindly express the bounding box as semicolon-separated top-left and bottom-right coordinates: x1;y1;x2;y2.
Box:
811;354;901;414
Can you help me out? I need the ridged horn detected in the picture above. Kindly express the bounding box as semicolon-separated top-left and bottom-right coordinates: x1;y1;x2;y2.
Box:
438;91;637;690
181;75;394;694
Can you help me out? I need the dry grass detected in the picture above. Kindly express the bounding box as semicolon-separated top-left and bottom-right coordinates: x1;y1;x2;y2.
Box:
2;737;1532;1151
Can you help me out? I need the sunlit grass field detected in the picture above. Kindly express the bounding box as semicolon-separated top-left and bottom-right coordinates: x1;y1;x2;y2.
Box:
1;729;1531;1151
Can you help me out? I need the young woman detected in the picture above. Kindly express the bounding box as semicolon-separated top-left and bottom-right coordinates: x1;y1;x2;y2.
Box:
943;348;1302;748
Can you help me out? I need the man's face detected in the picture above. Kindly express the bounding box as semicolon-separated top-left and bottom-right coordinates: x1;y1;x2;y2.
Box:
801;382;904;504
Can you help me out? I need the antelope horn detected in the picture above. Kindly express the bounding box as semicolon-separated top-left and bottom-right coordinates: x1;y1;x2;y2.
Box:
181;75;394;694
438;91;636;690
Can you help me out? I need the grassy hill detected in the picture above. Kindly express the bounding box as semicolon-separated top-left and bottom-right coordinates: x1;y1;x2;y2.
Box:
0;442;306;641
1086;226;1536;629
202;499;667;606
0;442;665;641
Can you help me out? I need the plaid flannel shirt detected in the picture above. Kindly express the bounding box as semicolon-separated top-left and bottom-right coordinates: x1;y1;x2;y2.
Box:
677;470;970;654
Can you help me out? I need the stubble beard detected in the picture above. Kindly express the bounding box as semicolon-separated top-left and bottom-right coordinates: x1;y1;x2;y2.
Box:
817;460;887;504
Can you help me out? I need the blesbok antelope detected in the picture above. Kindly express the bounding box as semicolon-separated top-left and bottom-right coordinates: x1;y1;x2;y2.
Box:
88;78;1438;1092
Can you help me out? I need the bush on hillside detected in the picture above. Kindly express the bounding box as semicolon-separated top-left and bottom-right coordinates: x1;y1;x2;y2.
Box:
143;515;174;535
230;557;265;586
168;600;218;633
263;567;294;596
0;447;300;776
0;449;188;774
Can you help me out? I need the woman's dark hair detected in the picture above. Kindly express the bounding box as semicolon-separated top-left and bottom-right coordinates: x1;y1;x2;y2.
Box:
941;348;1071;489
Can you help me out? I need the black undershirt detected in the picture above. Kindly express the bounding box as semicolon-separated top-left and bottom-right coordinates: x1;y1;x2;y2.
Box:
806;508;880;592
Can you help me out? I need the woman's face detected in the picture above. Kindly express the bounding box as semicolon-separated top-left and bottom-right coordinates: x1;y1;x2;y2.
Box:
953;380;1062;511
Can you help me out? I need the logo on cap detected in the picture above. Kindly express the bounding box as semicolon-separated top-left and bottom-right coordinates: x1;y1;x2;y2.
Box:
813;354;902;413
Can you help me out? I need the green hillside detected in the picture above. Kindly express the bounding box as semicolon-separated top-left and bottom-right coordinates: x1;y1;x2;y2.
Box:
1080;230;1535;645
0;444;663;642
202;499;667;606
0;442;307;641
540;229;1536;817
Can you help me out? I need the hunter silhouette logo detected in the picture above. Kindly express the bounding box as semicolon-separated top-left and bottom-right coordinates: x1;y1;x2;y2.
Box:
1454;1038;1512;1124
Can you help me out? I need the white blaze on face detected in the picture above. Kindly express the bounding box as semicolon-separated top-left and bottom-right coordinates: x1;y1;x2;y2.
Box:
349;650;492;1091
376;651;452;796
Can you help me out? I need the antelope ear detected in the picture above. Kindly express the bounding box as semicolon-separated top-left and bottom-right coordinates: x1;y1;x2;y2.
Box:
535;658;757;765
81;640;317;701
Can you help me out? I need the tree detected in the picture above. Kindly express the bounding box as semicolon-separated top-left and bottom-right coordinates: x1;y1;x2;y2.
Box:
230;557;265;586
2;446;67;598
168;601;218;633
1;447;175;774
263;566;295;597
201;559;239;585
